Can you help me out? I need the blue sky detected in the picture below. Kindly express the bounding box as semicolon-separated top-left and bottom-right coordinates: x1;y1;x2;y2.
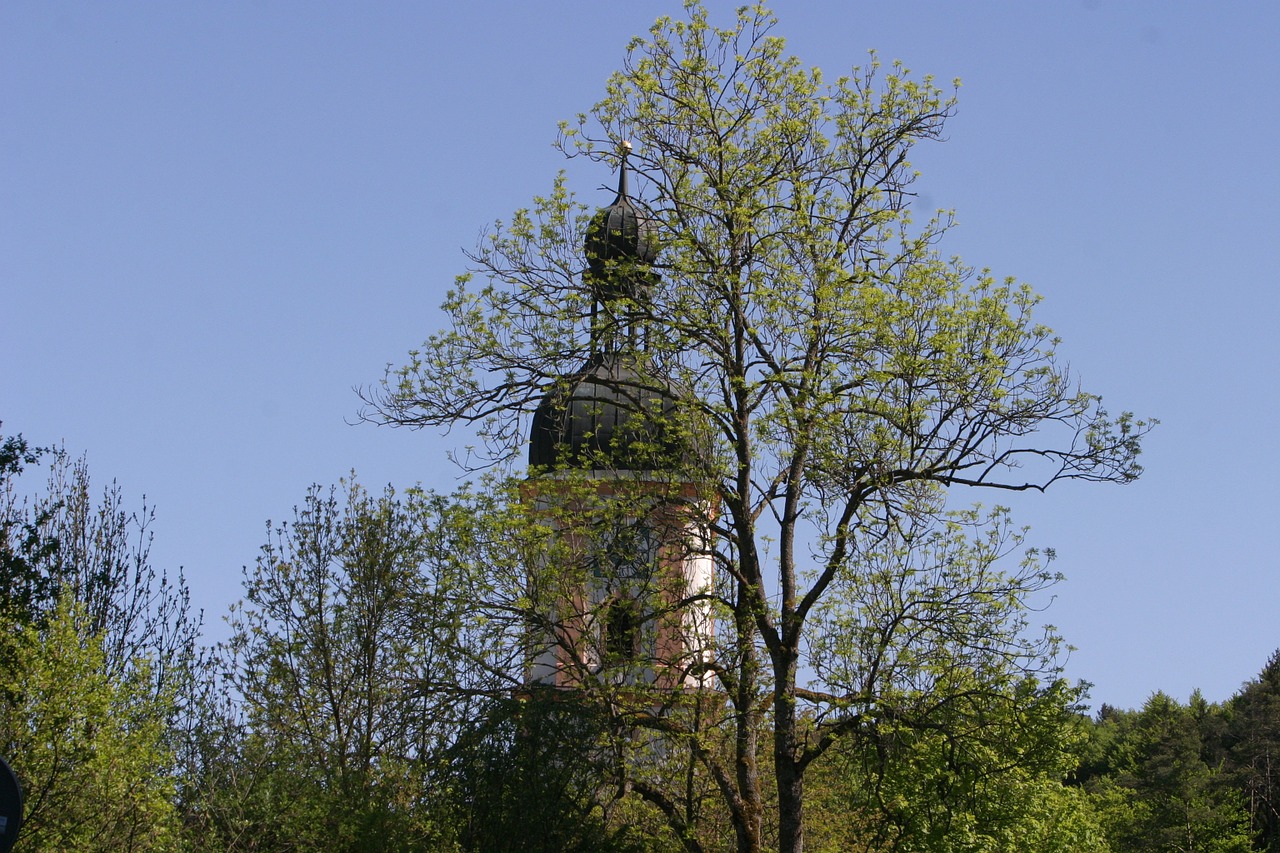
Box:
3;1;1277;712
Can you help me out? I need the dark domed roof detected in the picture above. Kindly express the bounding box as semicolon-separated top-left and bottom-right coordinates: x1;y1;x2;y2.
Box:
529;353;683;472
585;146;659;305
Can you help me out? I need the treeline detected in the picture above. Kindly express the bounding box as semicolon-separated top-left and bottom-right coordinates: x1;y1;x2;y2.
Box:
1071;678;1279;852
1;436;1276;852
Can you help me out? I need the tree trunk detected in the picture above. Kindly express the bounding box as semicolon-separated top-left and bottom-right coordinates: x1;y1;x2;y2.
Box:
775;654;803;853
734;587;764;853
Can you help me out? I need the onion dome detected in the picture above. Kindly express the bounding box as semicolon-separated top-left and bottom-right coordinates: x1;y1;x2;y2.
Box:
585;142;659;305
528;352;683;472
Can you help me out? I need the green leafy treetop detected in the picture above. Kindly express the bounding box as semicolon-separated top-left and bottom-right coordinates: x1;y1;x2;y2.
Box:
361;4;1152;852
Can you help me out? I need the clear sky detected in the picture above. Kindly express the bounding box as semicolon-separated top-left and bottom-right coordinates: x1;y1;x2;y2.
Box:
3;1;1277;712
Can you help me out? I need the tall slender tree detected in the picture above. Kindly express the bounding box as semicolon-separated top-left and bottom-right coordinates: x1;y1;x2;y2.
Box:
1229;651;1280;852
363;5;1151;851
199;479;480;851
1;430;196;851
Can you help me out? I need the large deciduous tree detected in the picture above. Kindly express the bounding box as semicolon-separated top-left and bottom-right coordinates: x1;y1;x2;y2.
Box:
0;599;181;852
362;5;1151;852
0;431;199;693
197;480;479;851
1;430;197;851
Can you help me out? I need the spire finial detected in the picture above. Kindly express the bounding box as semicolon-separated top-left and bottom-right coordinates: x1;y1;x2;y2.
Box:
584;141;658;327
617;140;632;199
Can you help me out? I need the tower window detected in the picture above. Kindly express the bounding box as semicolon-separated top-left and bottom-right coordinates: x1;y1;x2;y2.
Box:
604;598;640;663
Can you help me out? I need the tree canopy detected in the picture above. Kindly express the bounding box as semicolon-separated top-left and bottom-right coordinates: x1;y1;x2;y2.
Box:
361;4;1153;852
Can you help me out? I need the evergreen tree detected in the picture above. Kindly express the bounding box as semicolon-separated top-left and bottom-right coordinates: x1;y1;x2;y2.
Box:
1080;693;1251;853
1227;650;1280;852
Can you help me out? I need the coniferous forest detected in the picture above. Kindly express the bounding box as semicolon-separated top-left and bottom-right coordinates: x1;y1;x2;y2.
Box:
3;5;1275;852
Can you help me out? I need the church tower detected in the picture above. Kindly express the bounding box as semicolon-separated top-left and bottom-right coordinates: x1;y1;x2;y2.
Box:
525;144;713;691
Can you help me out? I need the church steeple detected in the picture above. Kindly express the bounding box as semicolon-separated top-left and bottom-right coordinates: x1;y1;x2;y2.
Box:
528;144;679;473
583;141;659;352
524;146;714;692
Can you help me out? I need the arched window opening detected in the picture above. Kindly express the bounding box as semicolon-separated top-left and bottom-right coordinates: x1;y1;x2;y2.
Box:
604;597;640;663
